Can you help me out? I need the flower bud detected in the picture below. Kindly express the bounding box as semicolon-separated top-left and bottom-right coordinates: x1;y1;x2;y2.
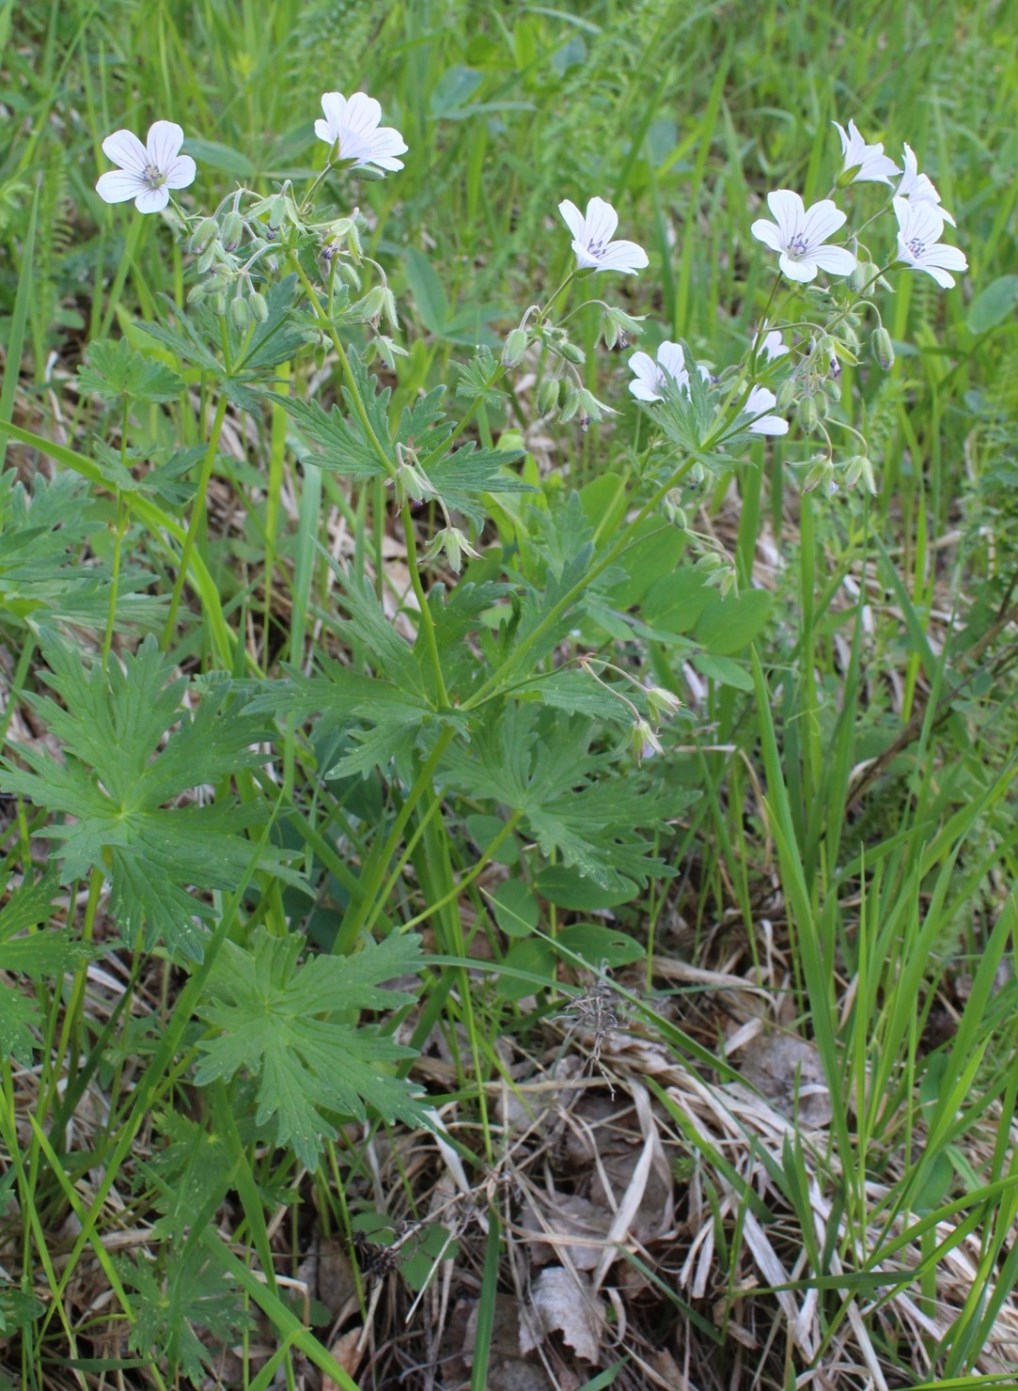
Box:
213;291;227;316
559;384;581;422
776;378;798;413
797;396;818;432
379;288;398;331
537;378;560;414
633;719;664;762
189;218;219;254
196;244;219;274
220;212;245;251
645;685;682;719
803;457;835;493
249;291;269;323
355;286;387;322
557;339;586;366
871;326;895;371
230;295;250;330
821;377;842;405
694;553;723;574
844;455;877;494
502;328;529;368
186;282;207;306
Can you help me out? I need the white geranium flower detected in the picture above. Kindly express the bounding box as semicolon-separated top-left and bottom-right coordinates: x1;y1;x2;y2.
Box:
558;196;648;275
893;197;967;288
742;385;788;435
751;191;857;283
628;341;707;401
95;121;196;213
315;92;408;173
898;143;956;226
833;120;900;185
761;328;789;361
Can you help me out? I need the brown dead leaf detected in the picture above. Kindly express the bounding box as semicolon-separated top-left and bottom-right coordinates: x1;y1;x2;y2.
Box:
736;1032;832;1128
321;1327;365;1389
519;1266;605;1364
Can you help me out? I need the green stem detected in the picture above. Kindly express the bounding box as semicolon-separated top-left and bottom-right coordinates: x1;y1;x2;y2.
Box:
400;810;524;932
286;250;450;706
161;392;229;649
334;731;455;952
401;502;450;706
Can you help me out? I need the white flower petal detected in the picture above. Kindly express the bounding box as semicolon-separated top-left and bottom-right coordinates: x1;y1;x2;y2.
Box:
102;128;149;175
750;217;782;252
146;120;184;170
750;414;789;435
343;92;383;136
320;92;347;127
594;239;648;273
570;239;601;269
767;190;804;243
656;341;687;382
164;154;196;190
920;264;957;289
584;196;619;247
314;117;334;144
96;169;146;203
558;199;585;241
628;351;663;400
778;251;818;283
134;185;170;214
809;245;857;277
801;198;846;247
761;329;789;361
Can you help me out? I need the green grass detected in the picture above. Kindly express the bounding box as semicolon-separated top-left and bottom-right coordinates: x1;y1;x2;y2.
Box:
2;1;1018;1388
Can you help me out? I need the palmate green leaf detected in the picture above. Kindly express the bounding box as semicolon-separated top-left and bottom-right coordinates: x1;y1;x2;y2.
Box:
0;870;84;1063
195;928;431;1169
442;705;678;893
0;636;297;962
120;1246;251;1384
0;471;162;632
76;337;183;405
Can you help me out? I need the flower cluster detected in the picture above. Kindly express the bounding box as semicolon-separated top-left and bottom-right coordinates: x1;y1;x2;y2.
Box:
750;119;966;291
96;90;408;212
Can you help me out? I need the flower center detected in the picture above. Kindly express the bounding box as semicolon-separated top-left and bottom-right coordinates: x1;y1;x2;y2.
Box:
786;232;810;260
586;238;606;257
143;162;167;191
906;236;926;258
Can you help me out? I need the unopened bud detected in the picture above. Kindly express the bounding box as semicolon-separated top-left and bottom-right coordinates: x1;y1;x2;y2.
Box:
230;295;249;330
821;377;842;405
694;553;723;574
502;328;529;368
422;525;480;574
213;291;227;316
186;282;207;306
189;217;219;254
575;388;615;424
355;286;387;322
633;719;664;762
797;396;819;432
537;378;560;414
803;457;835;494
775;378;798;412
220;212;245;251
871;326;895;371
248;290;269;323
559;384;581;422
844;455;877;494
392;458;438;505
646;685;682;719
557;339;586;366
